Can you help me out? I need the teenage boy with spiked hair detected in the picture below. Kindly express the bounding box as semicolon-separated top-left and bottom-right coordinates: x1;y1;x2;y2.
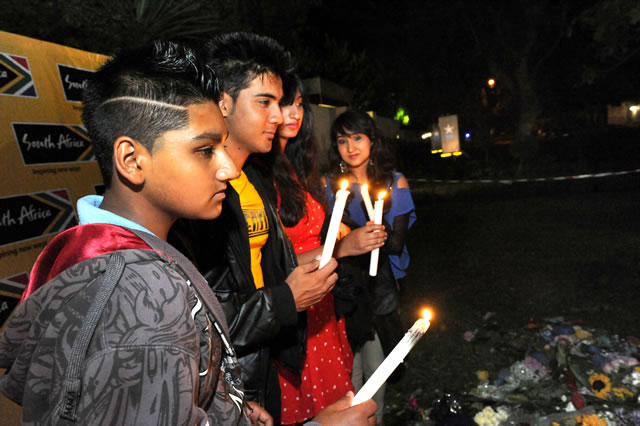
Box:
169;32;343;420
2;38;377;426
0;40;257;425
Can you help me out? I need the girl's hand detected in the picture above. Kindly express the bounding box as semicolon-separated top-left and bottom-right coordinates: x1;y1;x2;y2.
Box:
335;221;387;258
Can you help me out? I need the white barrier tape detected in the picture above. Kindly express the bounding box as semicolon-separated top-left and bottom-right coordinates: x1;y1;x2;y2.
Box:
411;168;640;185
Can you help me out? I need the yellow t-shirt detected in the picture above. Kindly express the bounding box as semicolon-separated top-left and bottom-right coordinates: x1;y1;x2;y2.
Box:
230;171;269;289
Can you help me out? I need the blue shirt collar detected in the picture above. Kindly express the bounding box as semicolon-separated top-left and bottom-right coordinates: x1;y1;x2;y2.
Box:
77;195;156;236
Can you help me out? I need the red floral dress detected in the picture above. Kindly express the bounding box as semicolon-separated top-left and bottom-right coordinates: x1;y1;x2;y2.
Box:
277;191;354;424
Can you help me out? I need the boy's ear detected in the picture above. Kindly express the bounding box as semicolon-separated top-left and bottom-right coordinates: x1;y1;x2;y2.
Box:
112;136;149;186
218;93;234;117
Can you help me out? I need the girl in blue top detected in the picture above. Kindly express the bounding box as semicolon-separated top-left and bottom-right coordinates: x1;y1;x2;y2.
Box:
325;110;416;424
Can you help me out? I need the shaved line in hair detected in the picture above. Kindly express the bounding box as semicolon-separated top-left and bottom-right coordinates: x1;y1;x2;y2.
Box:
100;96;188;110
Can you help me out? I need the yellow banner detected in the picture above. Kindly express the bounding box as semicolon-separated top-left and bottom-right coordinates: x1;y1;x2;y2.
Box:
0;31;108;326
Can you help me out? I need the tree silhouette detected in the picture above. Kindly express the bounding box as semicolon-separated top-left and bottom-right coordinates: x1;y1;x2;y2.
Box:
1;0;222;55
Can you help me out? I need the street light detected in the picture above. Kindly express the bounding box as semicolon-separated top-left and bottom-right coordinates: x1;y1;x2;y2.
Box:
487;78;495;89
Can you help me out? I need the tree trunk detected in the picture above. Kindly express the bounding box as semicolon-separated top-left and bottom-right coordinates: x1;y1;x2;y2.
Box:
511;58;540;176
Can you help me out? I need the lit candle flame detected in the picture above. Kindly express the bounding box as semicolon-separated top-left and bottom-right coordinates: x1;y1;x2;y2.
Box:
362;183;368;190
377;190;387;200
422;308;432;322
340;179;349;190
411;308;432;334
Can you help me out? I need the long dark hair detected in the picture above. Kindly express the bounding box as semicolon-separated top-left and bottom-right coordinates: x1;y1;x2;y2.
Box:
327;110;394;199
273;75;326;227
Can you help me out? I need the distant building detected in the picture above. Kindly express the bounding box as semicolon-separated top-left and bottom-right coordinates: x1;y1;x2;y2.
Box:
607;101;640;126
303;77;399;170
303;77;352;107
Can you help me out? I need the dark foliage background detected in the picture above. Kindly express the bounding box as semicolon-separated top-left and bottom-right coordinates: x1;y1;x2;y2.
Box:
2;1;638;123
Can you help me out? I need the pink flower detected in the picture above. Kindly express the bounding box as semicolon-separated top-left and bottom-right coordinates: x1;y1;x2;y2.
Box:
523;356;549;380
407;395;419;410
603;356;639;374
463;330;477;342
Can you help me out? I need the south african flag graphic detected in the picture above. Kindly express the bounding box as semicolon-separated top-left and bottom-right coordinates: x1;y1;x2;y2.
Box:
0;52;37;98
0;272;28;327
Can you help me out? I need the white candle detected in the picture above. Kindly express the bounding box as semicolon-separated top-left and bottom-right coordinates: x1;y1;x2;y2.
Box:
319;180;350;268
369;191;386;276
360;184;375;221
352;309;432;406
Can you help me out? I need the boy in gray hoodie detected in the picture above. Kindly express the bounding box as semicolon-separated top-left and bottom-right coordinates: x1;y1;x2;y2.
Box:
0;39;377;426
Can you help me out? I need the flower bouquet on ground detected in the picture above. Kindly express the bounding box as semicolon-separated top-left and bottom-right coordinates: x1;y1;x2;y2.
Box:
465;316;640;425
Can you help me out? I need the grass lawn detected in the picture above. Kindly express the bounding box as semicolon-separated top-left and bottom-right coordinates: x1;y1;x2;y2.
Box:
384;176;640;424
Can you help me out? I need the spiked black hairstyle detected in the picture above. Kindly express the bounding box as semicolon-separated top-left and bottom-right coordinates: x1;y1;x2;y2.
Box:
82;40;219;186
203;32;295;102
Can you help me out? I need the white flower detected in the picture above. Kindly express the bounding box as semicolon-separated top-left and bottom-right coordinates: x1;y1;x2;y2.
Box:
600;410;617;426
495;407;509;422
622;370;640;387
473;406;509;426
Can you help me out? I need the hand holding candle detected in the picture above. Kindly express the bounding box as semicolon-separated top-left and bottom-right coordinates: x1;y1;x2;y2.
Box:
352;309;432;406
319;180;350;268
369;190;386;276
360;184;375;221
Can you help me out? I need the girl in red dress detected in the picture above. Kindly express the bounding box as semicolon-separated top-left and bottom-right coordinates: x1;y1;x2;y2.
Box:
272;75;387;424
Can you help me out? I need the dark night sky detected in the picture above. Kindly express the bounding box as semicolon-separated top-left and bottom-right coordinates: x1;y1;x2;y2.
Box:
2;0;638;129
290;0;640;127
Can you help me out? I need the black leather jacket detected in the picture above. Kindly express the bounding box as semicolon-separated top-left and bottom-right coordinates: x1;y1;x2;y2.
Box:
169;164;306;409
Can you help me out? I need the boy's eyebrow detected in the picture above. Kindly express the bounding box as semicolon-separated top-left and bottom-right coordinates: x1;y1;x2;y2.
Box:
193;132;226;143
254;92;279;100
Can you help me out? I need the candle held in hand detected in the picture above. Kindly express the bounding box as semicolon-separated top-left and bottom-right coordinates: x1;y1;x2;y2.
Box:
360;183;375;221
319;180;350;268
369;190;386;276
352;309;432;406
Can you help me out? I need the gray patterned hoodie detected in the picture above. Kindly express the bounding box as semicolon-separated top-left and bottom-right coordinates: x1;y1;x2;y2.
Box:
0;202;250;425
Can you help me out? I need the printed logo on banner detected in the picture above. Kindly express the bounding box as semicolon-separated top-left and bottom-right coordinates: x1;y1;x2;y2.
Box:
57;64;93;102
0;52;37;98
0;189;78;247
12;123;95;165
0;273;28;327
